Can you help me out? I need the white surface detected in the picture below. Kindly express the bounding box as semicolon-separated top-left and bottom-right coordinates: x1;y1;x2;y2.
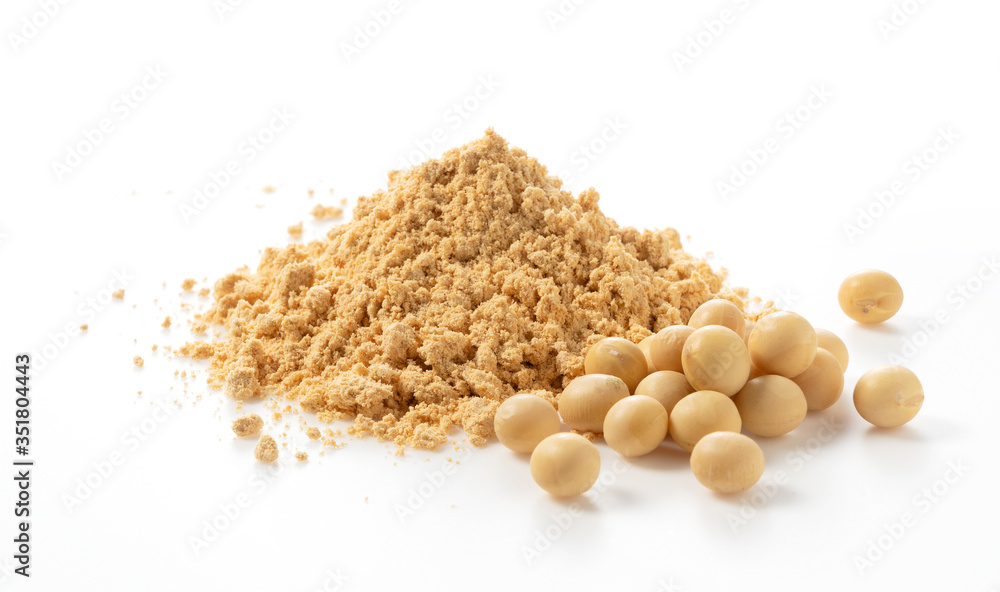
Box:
2;1;999;590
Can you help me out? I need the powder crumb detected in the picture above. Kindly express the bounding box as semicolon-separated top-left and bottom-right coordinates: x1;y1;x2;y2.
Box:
198;288;211;298
224;366;263;400
310;204;343;221
80;324;88;331
287;222;303;239
112;289;124;300
133;356;144;368
263;186;276;194
295;451;308;462
181;130;736;451
254;434;279;462
232;414;264;437
181;278;197;291
191;321;208;335
307;188;315;197
306;427;321;440
151;344;158;352
161;316;172;329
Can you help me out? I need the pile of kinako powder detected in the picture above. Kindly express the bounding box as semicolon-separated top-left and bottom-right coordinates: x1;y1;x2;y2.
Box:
181;130;747;451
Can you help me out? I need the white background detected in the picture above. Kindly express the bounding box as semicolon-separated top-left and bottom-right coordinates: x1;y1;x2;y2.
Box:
2;0;999;590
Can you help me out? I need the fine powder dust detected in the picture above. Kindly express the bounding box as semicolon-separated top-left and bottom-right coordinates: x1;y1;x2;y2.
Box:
182;130;746;451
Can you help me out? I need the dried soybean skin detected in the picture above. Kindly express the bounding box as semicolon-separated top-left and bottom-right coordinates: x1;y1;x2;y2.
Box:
183;130;734;450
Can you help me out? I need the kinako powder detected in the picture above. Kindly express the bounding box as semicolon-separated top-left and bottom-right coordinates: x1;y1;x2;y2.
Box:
179;130;750;451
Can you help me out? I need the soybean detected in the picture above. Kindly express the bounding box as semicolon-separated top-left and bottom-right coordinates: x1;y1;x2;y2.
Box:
690;432;765;494
558;374;629;433
634;370;694;415
791;349;845;412
494;394;561;454
838;269;903;324
853;365;924;427
681;326;751;397
732;375;807;436
649;325;695;374
603;396;668;457
585;337;648;394
530;433;601;497
747;311;817;378
669;390;742;452
688;299;746;337
815;328;849;372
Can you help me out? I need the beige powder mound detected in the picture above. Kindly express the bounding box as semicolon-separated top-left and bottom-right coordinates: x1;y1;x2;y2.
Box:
183;130;742;450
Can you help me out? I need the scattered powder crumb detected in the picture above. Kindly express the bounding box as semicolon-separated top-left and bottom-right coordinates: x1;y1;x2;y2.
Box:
287;222;303;239
133;356;144;368
263;186;276;194
198;288;210;298
180;130;740;451
80;324;88;331
112;289;124;300
310;204;343;221
295;451;308;462
152;344;158;352
339;197;347;206
137;390;142;395
232;414;264;437
181;278;197;291
307;188;315;197
191;321;208;335
161;316;172;329
306;427;321;440
254;434;279;462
